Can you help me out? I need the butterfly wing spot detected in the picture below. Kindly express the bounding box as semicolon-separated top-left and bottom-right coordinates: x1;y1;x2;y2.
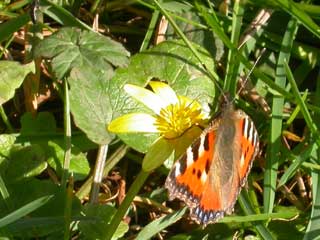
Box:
205;158;210;174
200;170;208;183
191;206;225;226
203;133;210;151
186;147;195;167
240;153;245;169
174;162;181;178
197;170;202;179
192;139;200;161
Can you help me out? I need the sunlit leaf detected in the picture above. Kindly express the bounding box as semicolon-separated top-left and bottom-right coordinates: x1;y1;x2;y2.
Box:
47;141;90;181
35;27;130;79
79;204;128;240
0;61;35;105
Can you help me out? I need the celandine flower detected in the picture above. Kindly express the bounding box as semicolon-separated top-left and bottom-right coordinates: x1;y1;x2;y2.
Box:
107;81;208;171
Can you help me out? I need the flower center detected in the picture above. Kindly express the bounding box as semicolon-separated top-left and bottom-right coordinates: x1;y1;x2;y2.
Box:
154;98;204;139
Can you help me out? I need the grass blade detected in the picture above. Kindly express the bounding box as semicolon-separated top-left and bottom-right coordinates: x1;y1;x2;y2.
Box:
0;13;30;43
278;143;318;187
0;174;11;210
0;195;53;228
284;61;320;147
273;0;320;39
303;149;320;239
39;0;92;31
153;0;220;83
264;17;298;214
224;0;244;94
135;207;188;240
239;192;275;239
303;64;320;239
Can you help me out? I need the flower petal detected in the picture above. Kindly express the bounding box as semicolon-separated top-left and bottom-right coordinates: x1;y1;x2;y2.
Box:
124;84;165;114
149;81;179;106
107;113;158;133
142;137;174;172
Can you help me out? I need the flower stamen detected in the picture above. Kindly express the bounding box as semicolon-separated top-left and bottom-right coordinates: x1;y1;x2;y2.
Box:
154;97;204;139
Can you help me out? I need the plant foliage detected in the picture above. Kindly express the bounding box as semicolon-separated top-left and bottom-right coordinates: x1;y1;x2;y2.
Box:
0;0;319;239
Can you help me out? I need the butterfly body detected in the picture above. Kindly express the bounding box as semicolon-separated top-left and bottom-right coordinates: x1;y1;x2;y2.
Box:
165;99;259;226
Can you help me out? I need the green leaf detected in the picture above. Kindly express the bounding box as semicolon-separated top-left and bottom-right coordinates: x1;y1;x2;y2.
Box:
117;133;159;153
34;27;130;145
0;61;35;105
17;112;90;180
3;179;81;216
39;0;92;31
0;195;53;228
3;216;64;238
68;66;117;145
35;27;130;79
0;134;16;161
47;141;90;181
0;137;48;183
79;204;128;240
0;14;30;43
17;111;96;151
20;112;57;135
4;144;47;183
0;179;81;238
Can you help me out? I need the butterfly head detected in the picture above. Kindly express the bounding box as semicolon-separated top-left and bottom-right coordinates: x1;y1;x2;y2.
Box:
217;92;235;112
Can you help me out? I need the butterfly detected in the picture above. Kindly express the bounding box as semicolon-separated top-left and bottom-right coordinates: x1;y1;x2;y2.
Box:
165;94;259;226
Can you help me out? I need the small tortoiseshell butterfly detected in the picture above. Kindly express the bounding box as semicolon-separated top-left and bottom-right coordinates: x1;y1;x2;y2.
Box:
165;94;259;226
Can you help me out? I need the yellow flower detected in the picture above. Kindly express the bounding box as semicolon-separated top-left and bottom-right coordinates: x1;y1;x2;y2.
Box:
107;81;208;171
108;81;207;139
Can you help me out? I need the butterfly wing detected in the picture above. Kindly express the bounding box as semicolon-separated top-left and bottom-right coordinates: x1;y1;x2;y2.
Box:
165;123;225;224
165;106;259;226
236;110;259;184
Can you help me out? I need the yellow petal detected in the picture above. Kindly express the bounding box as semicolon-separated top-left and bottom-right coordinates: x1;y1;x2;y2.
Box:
124;84;165;114
149;81;178;106
107;113;158;133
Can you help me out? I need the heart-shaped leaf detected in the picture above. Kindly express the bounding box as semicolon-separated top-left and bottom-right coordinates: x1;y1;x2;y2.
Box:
47;141;90;181
35;27;130;79
79;204;128;240
0;61;35;105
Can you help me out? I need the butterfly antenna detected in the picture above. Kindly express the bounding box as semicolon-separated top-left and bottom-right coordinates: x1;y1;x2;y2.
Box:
183;94;204;112
234;48;266;100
